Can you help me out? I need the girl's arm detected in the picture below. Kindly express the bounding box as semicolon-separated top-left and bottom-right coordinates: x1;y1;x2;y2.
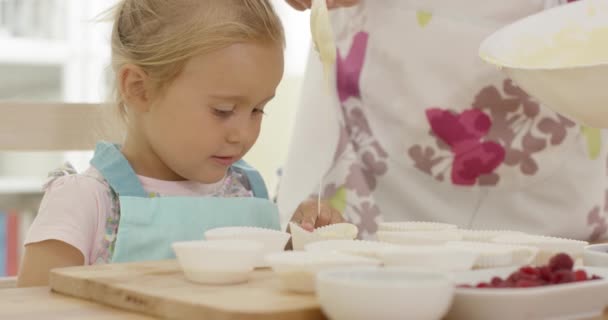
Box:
17;240;84;287
16;171;111;287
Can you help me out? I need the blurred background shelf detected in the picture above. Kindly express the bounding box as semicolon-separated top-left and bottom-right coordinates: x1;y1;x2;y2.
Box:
0;37;71;65
0;177;43;195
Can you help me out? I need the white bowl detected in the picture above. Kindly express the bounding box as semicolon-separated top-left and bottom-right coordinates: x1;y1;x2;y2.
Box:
265;251;381;293
304;239;401;259
447;241;539;268
290;222;359;250
492;234;587;265
172;240;263;285
447;266;608;320
204;227;291;268
479;0;608;128
584;244;608;267
379;246;478;271
378;222;458;232
377;230;463;246
456;229;525;243
317;267;454;320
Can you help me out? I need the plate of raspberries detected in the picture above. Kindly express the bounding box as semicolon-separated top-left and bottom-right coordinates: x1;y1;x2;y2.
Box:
445;253;608;320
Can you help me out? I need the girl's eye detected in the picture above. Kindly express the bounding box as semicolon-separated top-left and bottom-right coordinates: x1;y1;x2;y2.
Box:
252;108;266;116
213;107;235;118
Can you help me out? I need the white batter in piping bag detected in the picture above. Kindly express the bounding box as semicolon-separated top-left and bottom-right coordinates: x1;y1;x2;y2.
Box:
310;0;337;219
311;0;337;90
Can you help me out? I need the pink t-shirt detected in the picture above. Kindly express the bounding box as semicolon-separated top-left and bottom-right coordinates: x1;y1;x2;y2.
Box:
24;166;246;265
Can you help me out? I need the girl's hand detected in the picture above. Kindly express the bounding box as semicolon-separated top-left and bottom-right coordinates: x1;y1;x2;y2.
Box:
290;199;345;231
285;0;360;11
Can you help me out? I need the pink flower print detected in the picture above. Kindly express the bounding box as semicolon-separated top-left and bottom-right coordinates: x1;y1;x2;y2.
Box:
452;140;506;186
410;79;576;185
337;32;369;103
408;146;443;175
588;205;607;242
352;201;381;237
538;115;576;146
426;108;505;185
427;108;492;145
347;108;373;136
345;151;388;197
503;79;541;119
361;151;388;188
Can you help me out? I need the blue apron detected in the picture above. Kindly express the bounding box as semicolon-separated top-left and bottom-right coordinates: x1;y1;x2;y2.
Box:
90;142;281;263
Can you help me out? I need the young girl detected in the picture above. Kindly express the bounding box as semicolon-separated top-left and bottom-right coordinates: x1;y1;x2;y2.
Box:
17;0;342;287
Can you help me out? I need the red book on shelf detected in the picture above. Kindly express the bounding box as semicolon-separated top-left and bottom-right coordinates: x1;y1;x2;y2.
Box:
6;211;19;276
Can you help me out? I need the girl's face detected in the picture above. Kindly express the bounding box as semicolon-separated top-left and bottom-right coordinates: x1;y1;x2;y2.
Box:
140;42;284;183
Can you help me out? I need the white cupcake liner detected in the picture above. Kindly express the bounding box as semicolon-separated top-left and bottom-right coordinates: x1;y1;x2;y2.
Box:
205;226;290;239
304;239;401;259
172;240;263;285
456;229;526;243
378;221;458;232
290;222;359;251
446;241;525;269
377;230;463;246
378;245;478;271
492;234;588;265
204;226;291;268
265;251;380;293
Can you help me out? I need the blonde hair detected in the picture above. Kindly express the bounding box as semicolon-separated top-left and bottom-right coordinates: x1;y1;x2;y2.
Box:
110;0;285;119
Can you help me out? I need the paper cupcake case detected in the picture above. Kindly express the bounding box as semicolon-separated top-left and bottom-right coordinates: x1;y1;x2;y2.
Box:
289;222;359;251
456;229;526;243
265;251;381;293
172;240;264;285
492;234;588;266
304;239;401;259
378;245;478;271
378;221;458;232
377;230;463;246
204;226;291;268
446;241;537;269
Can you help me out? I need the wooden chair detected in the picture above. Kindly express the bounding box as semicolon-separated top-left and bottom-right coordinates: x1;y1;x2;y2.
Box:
0;102;124;288
0;102;123;151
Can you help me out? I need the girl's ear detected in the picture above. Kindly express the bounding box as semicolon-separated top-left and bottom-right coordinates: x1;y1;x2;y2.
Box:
119;64;152;113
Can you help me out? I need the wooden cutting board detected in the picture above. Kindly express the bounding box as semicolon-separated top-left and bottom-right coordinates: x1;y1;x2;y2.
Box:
49;260;325;320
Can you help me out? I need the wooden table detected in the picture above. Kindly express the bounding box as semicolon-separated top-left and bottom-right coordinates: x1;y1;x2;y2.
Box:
0;287;154;320
2;286;608;320
5;256;608;320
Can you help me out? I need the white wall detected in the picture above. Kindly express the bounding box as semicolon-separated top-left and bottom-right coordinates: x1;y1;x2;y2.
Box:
244;0;311;198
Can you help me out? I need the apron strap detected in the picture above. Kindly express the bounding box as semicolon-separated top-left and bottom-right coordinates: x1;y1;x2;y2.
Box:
90;142;148;197
233;160;269;199
91;141;269;199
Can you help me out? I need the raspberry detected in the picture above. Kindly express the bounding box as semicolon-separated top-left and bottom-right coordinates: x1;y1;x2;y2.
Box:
518;266;541;280
551;270;575;284
491;276;504;287
538;266;553;282
462;253;600;289
515;279;542;288
549;253;574;272
574;270;588;282
507;272;521;283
